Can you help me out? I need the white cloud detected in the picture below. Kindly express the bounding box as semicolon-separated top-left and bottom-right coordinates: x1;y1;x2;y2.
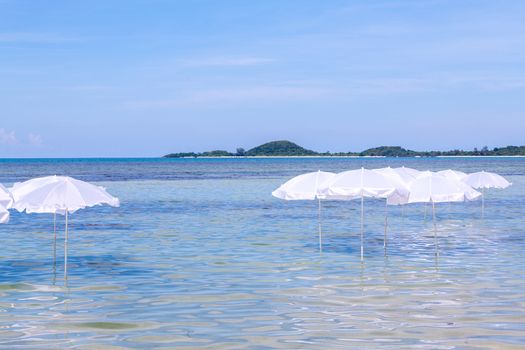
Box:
351;73;525;94
124;84;330;109
0;129;45;149
0;128;17;145
28;133;43;147
0;32;80;44
179;56;275;67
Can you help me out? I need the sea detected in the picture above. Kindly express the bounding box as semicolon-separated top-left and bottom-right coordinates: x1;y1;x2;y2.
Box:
0;157;524;349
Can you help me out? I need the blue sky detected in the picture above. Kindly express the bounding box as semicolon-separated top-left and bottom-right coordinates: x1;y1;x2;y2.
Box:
1;0;524;157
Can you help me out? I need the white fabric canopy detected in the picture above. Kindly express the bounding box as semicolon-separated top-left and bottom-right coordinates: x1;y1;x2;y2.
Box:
403;171;480;204
464;171;512;189
272;170;336;200
321;167;408;200
464;171;511;217
372;167;412;205
11;175;120;214
0;183;13;209
0;183;13;224
393;166;421;179
0;204;8;224
436;169;468;182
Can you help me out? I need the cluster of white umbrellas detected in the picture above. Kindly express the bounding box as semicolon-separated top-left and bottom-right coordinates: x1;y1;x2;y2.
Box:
0;175;119;279
272;167;511;260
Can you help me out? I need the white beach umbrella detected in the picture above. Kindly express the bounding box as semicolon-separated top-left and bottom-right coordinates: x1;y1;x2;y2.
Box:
406;171;480;204
272;170;335;200
322;168;409;261
464;171;512;216
436;169;468;182
404;171;481;255
11;175;61;229
373;167;412;201
272;170;336;252
11;175;120;278
390;166;423;217
464;171;511;189
372;167;413;249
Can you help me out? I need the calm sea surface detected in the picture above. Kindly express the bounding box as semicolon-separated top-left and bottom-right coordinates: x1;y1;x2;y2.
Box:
0;157;524;349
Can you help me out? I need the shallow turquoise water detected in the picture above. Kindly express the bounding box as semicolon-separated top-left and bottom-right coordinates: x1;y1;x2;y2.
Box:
0;158;524;349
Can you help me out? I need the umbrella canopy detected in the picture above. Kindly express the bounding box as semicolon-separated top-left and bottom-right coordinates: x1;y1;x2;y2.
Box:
0;183;13;209
405;171;480;204
372;167;412;204
11;175;120;214
436;169;468;182
0;204;8;224
322;167;408;200
463;171;511;217
0;184;13;224
464;171;512;189
409;171;480;204
272;170;336;200
393;166;421;179
373;166;412;186
371;167;415;250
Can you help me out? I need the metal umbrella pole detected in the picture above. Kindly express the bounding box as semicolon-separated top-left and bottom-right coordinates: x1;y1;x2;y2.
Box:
64;209;69;282
318;198;322;253
432;200;439;257
481;187;485;218
384;201;388;250
53;212;57;284
360;195;364;261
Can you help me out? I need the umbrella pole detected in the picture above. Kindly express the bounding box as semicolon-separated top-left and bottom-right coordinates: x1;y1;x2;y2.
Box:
64;209;68;282
481;188;485;218
384;201;388;250
53;212;57;283
360;195;364;261
432;201;439;257
318;198;322;253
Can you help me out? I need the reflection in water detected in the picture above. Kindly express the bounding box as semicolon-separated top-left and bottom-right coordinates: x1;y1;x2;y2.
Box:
0;158;524;349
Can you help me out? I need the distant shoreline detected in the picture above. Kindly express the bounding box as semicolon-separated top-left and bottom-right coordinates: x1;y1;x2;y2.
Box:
164;140;525;158
173;155;525;159
1;155;525;161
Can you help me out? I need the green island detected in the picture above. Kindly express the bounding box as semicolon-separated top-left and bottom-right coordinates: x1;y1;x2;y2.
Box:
164;141;525;158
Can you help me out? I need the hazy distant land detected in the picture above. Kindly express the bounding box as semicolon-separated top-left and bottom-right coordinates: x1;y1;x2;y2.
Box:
164;140;525;158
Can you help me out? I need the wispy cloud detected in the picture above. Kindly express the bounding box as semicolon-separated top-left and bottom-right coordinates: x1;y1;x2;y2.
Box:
0;129;45;148
124;84;330;109
0;128;17;145
28;133;43;147
124;70;525;110
0;32;81;44
179;56;275;67
352;73;525;94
